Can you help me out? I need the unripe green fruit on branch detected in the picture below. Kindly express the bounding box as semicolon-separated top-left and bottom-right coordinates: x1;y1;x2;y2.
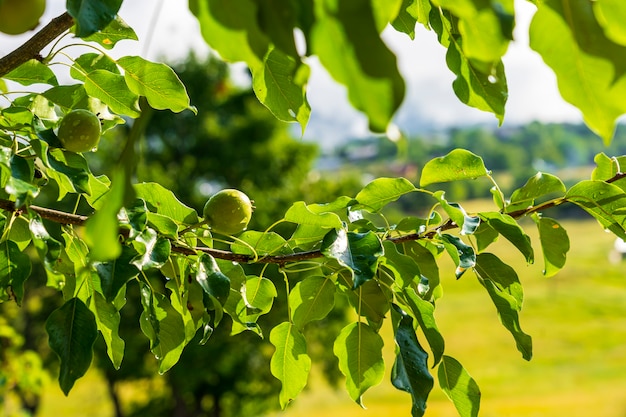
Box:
203;189;253;235
0;0;46;35
57;109;102;153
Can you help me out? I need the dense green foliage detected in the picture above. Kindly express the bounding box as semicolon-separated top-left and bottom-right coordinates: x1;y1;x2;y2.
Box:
2;1;626;417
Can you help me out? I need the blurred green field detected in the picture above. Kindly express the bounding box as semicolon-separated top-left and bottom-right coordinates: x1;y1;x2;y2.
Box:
34;217;626;417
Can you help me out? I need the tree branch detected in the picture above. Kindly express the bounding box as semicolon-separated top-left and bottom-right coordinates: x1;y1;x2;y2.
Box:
0;12;74;77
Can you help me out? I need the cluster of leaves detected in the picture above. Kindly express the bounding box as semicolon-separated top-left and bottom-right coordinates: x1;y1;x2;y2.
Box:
2;1;626;417
192;0;626;143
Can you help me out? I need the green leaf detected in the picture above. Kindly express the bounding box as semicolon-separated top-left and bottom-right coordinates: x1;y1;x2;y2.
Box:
270;322;311;409
94;245;140;302
83;170;125;261
311;0;405;132
333;322;385;407
243;276;277;318
131;228;171;270
432;193;479;235
480;278;532;360
321;229;384;289
440;234;475;278
430;9;508;123
508;172;566;210
438;355;481;417
402;288;445;366
432;0;514;65
196;254;231;305
404;241;441;300
420;149;488;187
42;84;89;111
70;53;120;82
343;279;390;330
256;0;298;55
252;47;310;133
83;70;140;118
138;284;186;373
391;0;422;39
594;0;626;45
355;177;416;212
479;212;534;263
284;201;343;229
89;292;125;369
231;230;293;256
134;182;199;225
67;0;123;38
533;215;569;277
117;56;194;113
565;180;626;240
474;221;499;253
289;275;336;329
30;216;63;271
146;212;179;239
45;298;98;395
530;0;626;143
390;304;434;417
0;240;31;305
189;0;269;69
82;15;138;49
474;253;523;309
3;59;58;86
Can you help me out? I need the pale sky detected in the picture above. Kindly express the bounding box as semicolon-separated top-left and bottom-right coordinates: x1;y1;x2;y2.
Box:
1;0;583;146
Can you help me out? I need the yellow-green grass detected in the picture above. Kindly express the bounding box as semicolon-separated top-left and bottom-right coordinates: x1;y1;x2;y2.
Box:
34;218;626;417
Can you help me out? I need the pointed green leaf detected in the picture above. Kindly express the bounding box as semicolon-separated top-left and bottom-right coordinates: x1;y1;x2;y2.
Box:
420;149;488;187
231;230;293;256
479;212;534;263
67;0;123;38
252;48;310;133
343;280;390;330
321;229;384;289
46;298;98;395
405;241;441;300
392;0;422;39
438;355;481;417
530;0;626;143
480;278;532;360
333;322;385;407
134;182;199;224
243;276;277;318
290;275;336;329
82;15;138;49
83;70;140;118
508;172;566;209
117;56;194;113
70;53;120;82
90;292;125;369
3;59;58;86
0;240;31;305
432;193;479;235
355;177;416;212
138;284;186;373
533;216;569;277
381;241;421;289
402;288;445;366
594;0;626;45
390;304;434;417
284;201;343;229
312;0;405;132
270;322;311;409
475;253;523;309
565;180;626;240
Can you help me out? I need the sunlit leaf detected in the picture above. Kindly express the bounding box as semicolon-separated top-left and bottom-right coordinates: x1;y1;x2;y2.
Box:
311;0;405;132
83;70;140;118
134;182;199;225
94;245;140;302
270;322;311;409
0;240;31;305
402;288;445;366
355;177;416;212
89;292;125;369
420;149;488;187
479;212;534;263
474;253;523;309
196;253;231;305
438;355;481;417
82;15;138;49
3;59;58;86
533;215;569;277
290;275;335;329
284;201;343;229
333;322;385;407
